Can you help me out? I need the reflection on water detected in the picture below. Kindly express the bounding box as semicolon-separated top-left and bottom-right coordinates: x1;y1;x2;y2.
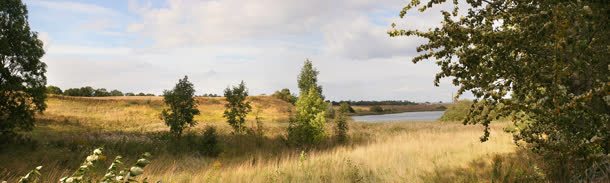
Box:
352;111;444;122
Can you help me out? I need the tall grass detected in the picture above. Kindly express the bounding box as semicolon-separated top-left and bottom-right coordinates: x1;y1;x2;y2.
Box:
0;97;540;182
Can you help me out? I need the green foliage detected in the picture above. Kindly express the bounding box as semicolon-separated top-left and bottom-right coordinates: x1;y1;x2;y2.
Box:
100;151;152;183
161;76;200;137
46;86;62;95
0;0;47;137
391;0;609;179
125;92;135;96
339;102;355;113
60;148;104;182
272;88;297;104
11;148;152;183
288;87;327;146
289;60;328;146
439;100;473;122
334;103;349;143
297;59;323;98
109;90;123;96
64;87;95;97
199;126;221;157
95;88;110;97
17;166;42;183
369;106;383;113
223;81;252;134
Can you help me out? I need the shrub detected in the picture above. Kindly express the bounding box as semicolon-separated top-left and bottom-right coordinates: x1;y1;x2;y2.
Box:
271;88;297;104
339;102;355;113
199;126;221;157
334;105;349;143
288;87;327;146
439;100;472;122
369;106;383;113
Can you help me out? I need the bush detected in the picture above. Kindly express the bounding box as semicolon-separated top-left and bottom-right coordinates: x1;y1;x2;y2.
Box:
340;102;355;113
439;100;472;122
199;126;221;157
272;88;297;104
369;106;383;113
288;87;327;146
334;106;349;143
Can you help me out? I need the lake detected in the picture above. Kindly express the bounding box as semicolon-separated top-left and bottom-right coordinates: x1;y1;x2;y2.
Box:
352;111;445;122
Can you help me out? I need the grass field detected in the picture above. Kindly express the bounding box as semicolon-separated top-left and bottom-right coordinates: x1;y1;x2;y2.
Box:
0;96;543;182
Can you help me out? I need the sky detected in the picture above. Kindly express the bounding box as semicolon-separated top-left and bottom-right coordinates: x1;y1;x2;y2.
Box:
24;0;463;102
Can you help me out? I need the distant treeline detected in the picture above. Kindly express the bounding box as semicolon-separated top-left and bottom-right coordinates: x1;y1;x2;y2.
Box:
330;100;417;106
46;85;155;97
200;93;221;97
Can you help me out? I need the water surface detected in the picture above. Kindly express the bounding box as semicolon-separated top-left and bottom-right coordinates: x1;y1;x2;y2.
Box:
352;111;444;122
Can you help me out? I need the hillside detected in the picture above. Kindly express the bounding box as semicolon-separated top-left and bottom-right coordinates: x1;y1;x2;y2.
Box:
41;95;294;132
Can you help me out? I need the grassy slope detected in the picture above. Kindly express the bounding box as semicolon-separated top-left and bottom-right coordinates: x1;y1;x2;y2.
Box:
41;96;293;132
1;97;540;182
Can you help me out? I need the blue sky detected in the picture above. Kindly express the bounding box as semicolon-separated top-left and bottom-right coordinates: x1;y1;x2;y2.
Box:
24;0;462;102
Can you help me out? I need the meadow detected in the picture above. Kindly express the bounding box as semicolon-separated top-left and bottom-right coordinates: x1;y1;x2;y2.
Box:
0;96;543;182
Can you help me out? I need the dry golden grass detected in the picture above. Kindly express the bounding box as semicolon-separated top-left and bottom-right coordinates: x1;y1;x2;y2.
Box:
42;96;293;132
143;122;516;182
1;97;533;182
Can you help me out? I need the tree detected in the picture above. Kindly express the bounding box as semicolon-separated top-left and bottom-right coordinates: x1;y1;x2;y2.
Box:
94;88;110;97
297;59;323;97
109;89;123;96
79;86;95;97
288;87;327;146
0;0;47;137
289;60;328;146
390;0;609;180
334;102;350;143
272;88;297;104
125;92;135;96
63;88;80;96
46;85;62;95
223;81;252;134
161;76;200;137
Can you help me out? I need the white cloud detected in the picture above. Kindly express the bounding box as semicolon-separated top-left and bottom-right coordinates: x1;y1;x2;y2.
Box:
27;0;120;16
48;45;132;56
126;0;404;47
32;0;466;102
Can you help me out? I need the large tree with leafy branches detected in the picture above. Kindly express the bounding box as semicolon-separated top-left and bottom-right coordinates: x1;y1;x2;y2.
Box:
389;0;608;180
0;0;47;138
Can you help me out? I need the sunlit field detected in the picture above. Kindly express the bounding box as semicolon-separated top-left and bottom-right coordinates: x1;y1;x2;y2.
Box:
0;96;543;182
